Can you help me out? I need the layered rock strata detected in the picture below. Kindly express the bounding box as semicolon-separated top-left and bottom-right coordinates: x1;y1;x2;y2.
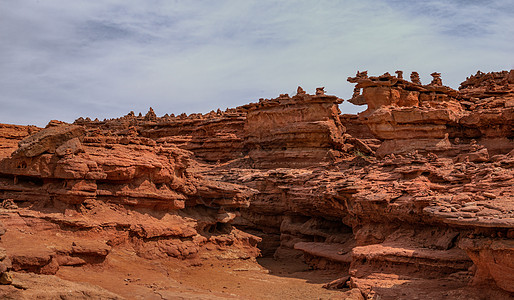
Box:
241;89;346;168
0;124;40;158
0;120;260;277
74;107;247;164
0;73;512;298
347;70;514;158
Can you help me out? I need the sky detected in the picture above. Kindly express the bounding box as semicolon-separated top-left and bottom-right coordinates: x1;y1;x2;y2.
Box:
1;0;513;126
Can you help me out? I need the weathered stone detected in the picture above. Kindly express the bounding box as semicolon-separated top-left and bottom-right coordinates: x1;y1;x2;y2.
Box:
0;69;512;298
15;125;84;157
0;272;12;285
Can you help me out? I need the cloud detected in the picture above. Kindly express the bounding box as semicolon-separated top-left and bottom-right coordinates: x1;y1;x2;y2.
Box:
0;0;513;126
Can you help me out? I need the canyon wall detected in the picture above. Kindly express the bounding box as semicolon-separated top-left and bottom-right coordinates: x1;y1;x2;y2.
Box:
0;71;513;299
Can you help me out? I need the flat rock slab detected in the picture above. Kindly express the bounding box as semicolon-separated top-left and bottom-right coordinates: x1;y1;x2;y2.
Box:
0;272;123;300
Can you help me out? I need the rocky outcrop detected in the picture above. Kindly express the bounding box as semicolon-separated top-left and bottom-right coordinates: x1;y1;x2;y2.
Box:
347;71;463;157
74;107;247;164
241;88;346;168
457;70;514;155
0;71;513;299
0;124;40;159
0;120;260;273
347;70;513;158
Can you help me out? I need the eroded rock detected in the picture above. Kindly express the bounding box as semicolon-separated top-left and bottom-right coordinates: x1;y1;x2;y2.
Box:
0;69;512;299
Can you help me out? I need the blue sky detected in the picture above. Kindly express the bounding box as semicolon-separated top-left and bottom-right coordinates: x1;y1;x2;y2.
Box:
1;0;513;126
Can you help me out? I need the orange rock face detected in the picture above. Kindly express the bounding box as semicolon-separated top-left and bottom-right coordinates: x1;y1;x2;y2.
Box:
0;117;260;276
242;90;346;168
0;124;40;158
0;73;513;299
347;70;514;159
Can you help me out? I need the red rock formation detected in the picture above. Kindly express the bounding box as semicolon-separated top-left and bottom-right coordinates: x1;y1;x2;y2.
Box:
458;70;514;155
241;89;346;168
75;107;247;163
0;120;260;278
347;71;464;157
0;124;40;158
0;71;512;299
347;70;514;160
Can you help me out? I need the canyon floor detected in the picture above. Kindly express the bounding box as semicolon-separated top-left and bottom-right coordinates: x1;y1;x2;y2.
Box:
0;225;493;300
55;253;344;299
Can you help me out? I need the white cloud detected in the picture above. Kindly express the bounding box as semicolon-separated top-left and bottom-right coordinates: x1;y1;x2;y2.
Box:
0;0;513;126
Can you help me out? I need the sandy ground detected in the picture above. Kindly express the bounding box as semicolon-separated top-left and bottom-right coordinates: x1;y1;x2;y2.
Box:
56;248;348;299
